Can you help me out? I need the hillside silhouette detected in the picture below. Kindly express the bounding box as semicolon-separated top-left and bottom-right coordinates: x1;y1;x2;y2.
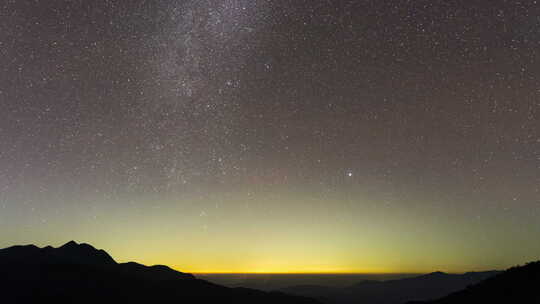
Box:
278;270;500;304
0;241;319;304
408;261;540;304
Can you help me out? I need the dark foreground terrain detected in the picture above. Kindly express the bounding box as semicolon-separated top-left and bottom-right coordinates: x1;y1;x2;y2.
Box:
279;270;500;304
408;261;540;304
0;241;319;304
279;261;540;304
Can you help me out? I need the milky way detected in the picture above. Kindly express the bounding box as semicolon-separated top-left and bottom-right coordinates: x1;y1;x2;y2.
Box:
0;0;538;273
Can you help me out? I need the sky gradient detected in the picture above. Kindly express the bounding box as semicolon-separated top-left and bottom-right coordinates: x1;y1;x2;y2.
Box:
0;0;539;274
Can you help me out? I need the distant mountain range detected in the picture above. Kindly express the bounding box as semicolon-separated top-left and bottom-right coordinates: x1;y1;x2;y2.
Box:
0;241;319;304
408;261;540;304
278;270;501;304
2;241;538;304
280;261;540;304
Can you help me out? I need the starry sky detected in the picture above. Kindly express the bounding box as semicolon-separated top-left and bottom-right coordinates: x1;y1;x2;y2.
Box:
0;0;539;273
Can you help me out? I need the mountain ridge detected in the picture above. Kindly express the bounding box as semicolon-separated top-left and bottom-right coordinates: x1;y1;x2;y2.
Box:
0;241;319;304
278;269;501;304
407;261;540;304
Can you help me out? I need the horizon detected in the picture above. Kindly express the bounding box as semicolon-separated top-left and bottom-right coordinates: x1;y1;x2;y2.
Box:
0;240;514;275
2;236;538;303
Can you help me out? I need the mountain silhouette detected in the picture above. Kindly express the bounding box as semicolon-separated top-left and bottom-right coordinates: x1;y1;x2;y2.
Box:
278;270;500;304
0;241;319;304
407;261;540;304
0;241;116;266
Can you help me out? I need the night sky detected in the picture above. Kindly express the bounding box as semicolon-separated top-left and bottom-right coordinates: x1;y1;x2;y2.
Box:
0;0;539;273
